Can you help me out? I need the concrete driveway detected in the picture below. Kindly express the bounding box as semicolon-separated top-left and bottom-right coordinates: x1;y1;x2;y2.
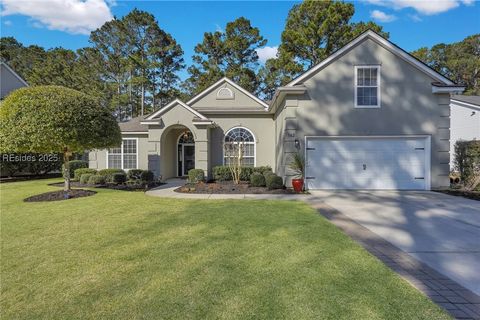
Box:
308;190;480;295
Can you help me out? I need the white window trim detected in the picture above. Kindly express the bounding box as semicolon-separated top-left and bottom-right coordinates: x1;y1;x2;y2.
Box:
354;65;381;109
223;126;256;167
176;132;195;177
106;138;138;170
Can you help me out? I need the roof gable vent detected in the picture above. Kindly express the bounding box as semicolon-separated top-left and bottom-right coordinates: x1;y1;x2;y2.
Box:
216;87;234;100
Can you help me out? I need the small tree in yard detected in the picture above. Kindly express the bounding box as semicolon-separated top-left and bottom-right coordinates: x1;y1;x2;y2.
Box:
224;139;245;184
0;86;121;195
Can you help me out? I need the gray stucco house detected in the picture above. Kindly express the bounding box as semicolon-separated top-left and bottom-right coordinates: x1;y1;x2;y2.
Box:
449;95;480;169
1;62;28;99
89;30;465;190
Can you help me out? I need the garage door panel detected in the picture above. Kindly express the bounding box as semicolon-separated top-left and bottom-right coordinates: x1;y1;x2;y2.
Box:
306;137;428;190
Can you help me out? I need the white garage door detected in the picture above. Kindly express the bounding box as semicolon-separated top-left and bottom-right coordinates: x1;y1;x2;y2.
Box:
305;137;429;190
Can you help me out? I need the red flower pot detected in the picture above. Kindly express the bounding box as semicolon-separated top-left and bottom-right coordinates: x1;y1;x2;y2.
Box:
291;178;304;193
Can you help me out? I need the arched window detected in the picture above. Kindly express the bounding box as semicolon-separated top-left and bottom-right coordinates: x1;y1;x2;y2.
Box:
224;127;255;167
178;131;194;144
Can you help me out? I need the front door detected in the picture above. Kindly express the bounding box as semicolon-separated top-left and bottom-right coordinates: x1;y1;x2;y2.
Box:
182;145;195;176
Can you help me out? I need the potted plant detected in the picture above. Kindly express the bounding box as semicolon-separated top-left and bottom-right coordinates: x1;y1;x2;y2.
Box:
289;152;305;193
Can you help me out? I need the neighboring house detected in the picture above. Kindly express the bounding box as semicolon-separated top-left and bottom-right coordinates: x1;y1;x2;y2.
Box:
89;30;465;190
0;62;28;99
449;95;480;170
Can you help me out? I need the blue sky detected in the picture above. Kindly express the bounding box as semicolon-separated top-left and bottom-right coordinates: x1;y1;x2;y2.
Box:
1;0;479;80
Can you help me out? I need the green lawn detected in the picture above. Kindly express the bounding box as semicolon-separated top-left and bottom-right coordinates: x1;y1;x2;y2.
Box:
0;179;449;320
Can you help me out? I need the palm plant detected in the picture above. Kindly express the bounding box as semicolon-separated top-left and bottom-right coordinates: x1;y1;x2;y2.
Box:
289;152;305;178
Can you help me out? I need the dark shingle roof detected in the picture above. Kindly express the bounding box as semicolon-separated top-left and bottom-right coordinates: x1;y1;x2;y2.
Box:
118;116;148;132
451;95;480;106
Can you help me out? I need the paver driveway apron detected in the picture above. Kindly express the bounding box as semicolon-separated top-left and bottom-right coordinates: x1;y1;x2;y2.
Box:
308;190;480;295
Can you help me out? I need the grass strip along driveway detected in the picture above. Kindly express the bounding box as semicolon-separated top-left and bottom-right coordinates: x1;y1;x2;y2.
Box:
0;179;450;319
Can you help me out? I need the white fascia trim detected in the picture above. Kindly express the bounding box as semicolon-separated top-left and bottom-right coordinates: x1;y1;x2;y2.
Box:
287;30;455;87
192;120;214;125
432;86;465;93
1;62;29;87
121;131;148;134
145;99;209;121
187;77;269;109
451;100;480;111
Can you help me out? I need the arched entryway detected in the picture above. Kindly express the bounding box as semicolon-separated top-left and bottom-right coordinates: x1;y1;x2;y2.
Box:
177;130;195;176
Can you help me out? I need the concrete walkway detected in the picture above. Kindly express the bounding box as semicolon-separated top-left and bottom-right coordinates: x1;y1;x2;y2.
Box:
146;178;308;200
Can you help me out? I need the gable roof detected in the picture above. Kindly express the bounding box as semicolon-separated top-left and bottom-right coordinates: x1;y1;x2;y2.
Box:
1;62;28;87
286;30;455;87
187;77;269;109
145;99;210;121
118;115;148;132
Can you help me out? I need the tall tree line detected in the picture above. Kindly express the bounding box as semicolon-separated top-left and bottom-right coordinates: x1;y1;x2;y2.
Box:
412;34;480;95
2;1;475;120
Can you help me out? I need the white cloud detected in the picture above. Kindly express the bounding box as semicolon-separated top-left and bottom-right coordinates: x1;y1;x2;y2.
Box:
256;46;278;63
408;14;422;22
0;0;113;35
3;20;12;26
370;10;397;22
214;23;224;33
364;0;473;15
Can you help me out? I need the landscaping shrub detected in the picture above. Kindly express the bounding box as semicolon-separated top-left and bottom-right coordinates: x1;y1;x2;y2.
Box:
253;166;272;175
250;172;266;187
74;168;97;181
454;140;480;190
80;173;95;184
188;169;205;183
112;172;127;184
140;170;154;182
265;174;284;190
127;169;143;181
213;166;232;181
213;166;272;182
62;160;87;179
98;168;125;182
88;175;106;185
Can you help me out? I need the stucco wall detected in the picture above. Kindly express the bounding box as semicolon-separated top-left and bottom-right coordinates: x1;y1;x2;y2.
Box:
89;134;149;171
146;103;209;180
207;114;276;172
450;104;480;169
276;38;451;189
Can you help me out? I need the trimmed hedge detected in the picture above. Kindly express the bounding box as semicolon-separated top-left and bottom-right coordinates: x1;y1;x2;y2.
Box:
140;170;154;182
213;166;231;181
80;173;94;184
74;168;97;181
127;169;143;181
188;169;205;183
88;175;106;185
250;172;266;187
265;174;283;190
63;160;87;179
213;166;273;182
112;172;127;184
98;168;125;182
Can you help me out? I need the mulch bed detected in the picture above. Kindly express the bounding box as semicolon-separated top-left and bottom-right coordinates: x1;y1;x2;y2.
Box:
435;189;480;201
175;181;297;194
24;189;96;202
48;181;164;192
